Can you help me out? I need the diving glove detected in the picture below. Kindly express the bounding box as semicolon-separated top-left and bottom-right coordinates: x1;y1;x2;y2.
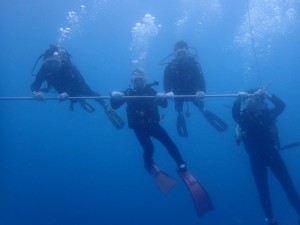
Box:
111;91;124;100
165;91;174;100
33;91;45;101
59;92;69;102
195;91;205;99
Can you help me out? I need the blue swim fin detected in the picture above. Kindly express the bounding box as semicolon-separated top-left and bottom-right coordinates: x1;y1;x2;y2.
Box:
178;170;213;216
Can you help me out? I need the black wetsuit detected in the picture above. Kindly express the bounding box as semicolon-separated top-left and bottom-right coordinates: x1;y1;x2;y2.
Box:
164;55;206;112
31;61;105;111
110;84;185;169
232;94;300;220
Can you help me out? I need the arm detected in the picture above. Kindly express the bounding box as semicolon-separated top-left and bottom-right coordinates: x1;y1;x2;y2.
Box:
267;93;285;117
30;67;46;92
71;65;106;106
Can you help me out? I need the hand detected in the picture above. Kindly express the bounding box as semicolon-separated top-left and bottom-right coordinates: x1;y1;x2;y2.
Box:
195;91;205;99
237;91;249;99
254;88;268;99
165;91;174;100
254;88;263;95
59;92;69;102
33;91;45;101
156;92;165;99
111;91;124;100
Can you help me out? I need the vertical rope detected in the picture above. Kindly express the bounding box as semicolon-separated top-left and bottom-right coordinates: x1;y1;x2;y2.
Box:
245;0;262;86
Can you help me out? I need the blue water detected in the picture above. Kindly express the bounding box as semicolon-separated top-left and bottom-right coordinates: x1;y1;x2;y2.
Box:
1;1;300;224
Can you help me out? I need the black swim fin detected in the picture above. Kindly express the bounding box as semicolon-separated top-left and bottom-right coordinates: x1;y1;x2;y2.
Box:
104;105;125;129
79;100;96;113
147;164;177;194
202;109;228;132
178;170;213;216
280;142;300;151
177;113;188;137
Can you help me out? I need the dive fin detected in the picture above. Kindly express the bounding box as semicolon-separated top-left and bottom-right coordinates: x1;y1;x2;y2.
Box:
202;109;228;132
104;105;125;129
147;164;177;194
79;100;96;113
177;113;188;137
178;170;213;216
280;142;300;151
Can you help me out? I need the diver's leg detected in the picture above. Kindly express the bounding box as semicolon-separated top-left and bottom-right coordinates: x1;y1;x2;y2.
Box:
249;153;274;221
133;127;155;170
150;123;186;170
175;98;184;113
79;85;125;129
269;151;300;215
175;99;188;137
134;126;177;194
79;84;106;106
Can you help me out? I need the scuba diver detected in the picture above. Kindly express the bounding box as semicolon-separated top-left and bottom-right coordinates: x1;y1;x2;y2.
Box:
110;69;212;216
163;40;228;137
30;44;124;129
232;88;300;225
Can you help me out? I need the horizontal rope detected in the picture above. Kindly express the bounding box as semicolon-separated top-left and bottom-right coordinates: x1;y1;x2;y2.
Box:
0;94;243;101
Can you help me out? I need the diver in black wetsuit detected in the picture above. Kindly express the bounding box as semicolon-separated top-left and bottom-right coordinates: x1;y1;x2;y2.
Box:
110;69;213;213
163;40;227;137
30;44;124;129
232;88;300;225
110;69;186;172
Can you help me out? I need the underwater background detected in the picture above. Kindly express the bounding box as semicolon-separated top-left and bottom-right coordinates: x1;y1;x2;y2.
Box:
1;0;300;224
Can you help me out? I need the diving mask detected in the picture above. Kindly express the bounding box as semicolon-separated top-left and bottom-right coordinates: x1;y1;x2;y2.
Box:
131;69;146;89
